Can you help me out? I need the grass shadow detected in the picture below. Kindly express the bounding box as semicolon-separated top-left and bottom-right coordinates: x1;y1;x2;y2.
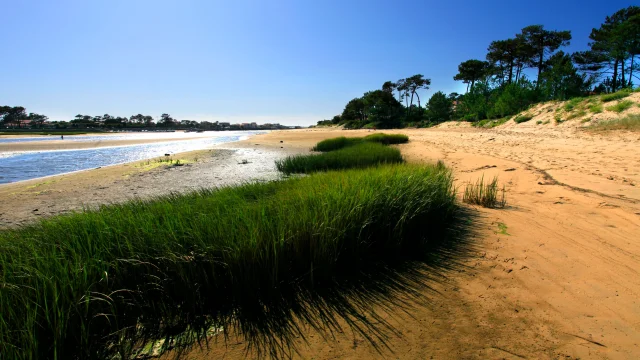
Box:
164;206;482;359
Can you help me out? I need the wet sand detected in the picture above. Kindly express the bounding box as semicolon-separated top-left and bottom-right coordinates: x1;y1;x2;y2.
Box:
2;126;640;359
0;141;303;228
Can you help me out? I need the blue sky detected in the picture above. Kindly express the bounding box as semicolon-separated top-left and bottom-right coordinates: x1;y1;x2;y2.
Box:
0;0;634;125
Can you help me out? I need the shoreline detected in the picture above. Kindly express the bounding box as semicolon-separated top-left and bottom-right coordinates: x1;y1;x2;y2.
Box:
0;130;190;139
0;137;305;228
0;135;212;152
0;132;266;185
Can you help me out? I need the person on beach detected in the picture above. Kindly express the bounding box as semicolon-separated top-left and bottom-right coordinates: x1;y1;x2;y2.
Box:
61;135;64;140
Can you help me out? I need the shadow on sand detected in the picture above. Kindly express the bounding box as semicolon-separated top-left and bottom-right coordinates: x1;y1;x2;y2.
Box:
155;206;482;359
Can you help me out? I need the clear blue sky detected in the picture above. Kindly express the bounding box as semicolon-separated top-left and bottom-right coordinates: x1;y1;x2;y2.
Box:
0;0;634;125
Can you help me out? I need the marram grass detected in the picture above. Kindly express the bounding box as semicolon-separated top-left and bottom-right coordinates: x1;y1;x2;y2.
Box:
312;136;362;152
462;176;506;208
362;133;409;145
0;164;462;359
276;142;403;174
312;133;408;152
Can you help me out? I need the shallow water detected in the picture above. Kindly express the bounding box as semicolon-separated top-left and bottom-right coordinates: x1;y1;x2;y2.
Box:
0;131;229;143
0;131;264;184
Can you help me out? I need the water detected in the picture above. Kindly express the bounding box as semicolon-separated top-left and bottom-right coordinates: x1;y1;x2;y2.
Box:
0;131;265;184
0;131;228;144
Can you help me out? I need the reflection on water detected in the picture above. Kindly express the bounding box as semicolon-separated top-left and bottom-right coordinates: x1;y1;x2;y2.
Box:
0;131;264;184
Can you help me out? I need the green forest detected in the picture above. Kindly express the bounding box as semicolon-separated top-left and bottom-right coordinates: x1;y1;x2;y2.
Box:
318;6;640;129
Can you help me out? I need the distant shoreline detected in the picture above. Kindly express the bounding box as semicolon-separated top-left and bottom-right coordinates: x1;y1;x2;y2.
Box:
0;135;206;152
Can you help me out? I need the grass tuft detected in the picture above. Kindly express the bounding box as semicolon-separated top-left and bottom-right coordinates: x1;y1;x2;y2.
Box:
0;164;466;359
312;137;361;152
462;176;506;208
566;110;587;120
277;142;403;174
605;100;634;113
586;114;640;132
472;117;509;128
601;90;631;102
362;133;409;145
589;103;603;114
563;97;584;112
312;134;408;152
513;114;533;124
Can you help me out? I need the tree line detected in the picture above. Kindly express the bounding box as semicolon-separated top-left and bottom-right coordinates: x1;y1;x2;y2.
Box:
0;108;183;129
319;6;639;128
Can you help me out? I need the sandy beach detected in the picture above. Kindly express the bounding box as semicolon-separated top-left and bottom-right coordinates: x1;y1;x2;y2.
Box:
0;135;209;152
1;126;639;359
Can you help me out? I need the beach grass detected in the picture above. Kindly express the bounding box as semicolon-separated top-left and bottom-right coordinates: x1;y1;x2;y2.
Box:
601;89;631;102
472;117;510;128
586;114;640;132
462;176;506;208
277;142;403;174
589;103;603;114
0;164;464;359
312;136;362;152
563;97;584;112
605;100;634;113
362;133;409;145
513;114;533;124
312;133;409;152
566;109;587;120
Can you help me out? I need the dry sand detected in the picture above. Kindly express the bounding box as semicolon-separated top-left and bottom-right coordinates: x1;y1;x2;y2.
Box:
2;125;639;359
174;127;639;359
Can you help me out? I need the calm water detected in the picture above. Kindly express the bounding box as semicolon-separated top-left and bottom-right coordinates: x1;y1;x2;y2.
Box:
0;131;230;144
0;131;264;184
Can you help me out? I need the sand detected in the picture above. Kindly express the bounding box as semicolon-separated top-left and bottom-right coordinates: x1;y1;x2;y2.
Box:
0;136;207;152
2;126;640;359
0;141;303;227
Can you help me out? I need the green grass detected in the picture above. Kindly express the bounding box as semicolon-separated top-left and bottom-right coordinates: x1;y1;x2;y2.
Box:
536;120;543;125
605;100;634;113
0;164;464;359
586;114;640;131
589;103;603;114
601;89;631;102
312;134;408;152
497;222;510;235
277;142;403;174
513;114;533;124
472;117;509;128
566;110;587;120
563;97;584;112
462;176;506;208
362;133;409;145
312;136;362;152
